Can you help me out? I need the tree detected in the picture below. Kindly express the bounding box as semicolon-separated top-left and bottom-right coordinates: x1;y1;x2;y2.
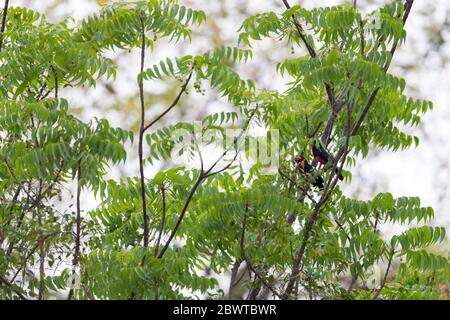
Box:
0;0;448;300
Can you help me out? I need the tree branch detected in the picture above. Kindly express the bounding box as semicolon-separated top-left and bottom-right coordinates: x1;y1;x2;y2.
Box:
0;0;10;52
143;69;194;133
157;171;204;258
137;16;149;249
350;1;414;137
228;259;242;300
372;249;395;300
281;0;415;291
282;100;354;299
157;107;258;259
281;0;335;110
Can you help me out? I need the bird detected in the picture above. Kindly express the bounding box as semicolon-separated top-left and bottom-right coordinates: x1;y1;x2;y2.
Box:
311;140;344;181
312;140;330;165
294;156;325;189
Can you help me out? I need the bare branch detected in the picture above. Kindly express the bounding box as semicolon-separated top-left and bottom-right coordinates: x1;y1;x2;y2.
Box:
228;259;242;300
137;16;149;249
157;171;204;258
143;70;194;133
372;249;395;300
0;0;10;52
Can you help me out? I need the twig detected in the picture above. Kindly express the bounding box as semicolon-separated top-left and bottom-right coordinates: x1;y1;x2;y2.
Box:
142;69;194;133
372;249;394;300
52;65;59;99
204;106;259;178
228;259;242;300
282;100;354;299
6;186;21;226
0;0;10;52
6;161;64;256
350;1;414;136
281;0;316;58
3;159;33;199
157;105;258;259
154;186;166;257
281;0;335;110
157;172;204;258
11;232;58;283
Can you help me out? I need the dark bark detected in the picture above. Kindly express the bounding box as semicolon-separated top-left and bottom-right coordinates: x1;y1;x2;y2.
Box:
0;0;10;52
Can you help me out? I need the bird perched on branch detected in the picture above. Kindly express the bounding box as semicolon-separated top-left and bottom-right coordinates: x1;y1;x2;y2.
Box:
294;156;324;189
311;140;344;181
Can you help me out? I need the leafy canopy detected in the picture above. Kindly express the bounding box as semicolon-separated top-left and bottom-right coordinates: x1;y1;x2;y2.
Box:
0;0;448;300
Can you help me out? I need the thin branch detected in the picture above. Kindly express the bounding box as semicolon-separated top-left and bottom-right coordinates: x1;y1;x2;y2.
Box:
6;161;64;256
193;133;204;173
372;249;395;300
6;186;21;226
157;172;204;258
157;106;258;258
281;0;335;109
3;158;33;199
137;16;149;249
204;106;259;178
228;259;242;300
27;161;64;212
11;232;58;283
389;0;414;59
283;100;354;299
350;0;414;137
203;143;239;179
158;106;258;259
52;65;59;99
350;88;380;136
0;0;10;52
281;0;316;58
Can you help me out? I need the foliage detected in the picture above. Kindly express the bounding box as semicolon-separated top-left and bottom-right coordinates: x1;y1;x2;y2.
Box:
0;0;448;300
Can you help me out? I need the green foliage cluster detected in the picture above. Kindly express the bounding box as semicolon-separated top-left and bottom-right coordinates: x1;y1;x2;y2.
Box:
0;0;448;300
